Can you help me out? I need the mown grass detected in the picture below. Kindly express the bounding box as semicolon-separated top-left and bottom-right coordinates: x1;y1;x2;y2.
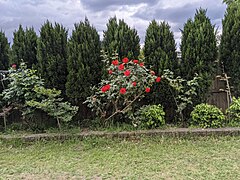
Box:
0;136;239;179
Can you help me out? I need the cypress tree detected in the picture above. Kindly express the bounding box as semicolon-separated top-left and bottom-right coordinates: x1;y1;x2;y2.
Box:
25;27;38;68
144;20;177;75
11;25;25;65
0;31;10;69
11;25;38;68
180;8;217;102
37;21;68;95
220;1;240;96
66;18;102;102
144;20;178;121
103;17;140;60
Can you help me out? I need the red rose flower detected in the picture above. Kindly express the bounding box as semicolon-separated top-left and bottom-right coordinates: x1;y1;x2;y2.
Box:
12;64;17;69
120;88;126;94
124;70;131;76
112;60;119;66
118;64;125;70
133;59;139;64
132;82;137;86
108;70;113;74
105;84;110;90
101;84;110;92
151;70;155;75
122;57;129;63
145;87;150;93
139;62;144;67
156;77;161;82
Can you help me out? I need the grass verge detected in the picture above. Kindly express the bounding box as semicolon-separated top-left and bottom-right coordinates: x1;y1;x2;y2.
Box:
0;136;239;179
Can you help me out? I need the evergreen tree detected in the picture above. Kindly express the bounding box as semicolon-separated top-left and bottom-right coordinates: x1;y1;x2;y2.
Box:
66;18;102;102
103;17;140;60
0;31;9;69
144;20;178;121
180;8;217;102
37;21;68;95
25;27;38;68
11;25;38;68
144;20;177;75
11;25;25;65
220;1;240;96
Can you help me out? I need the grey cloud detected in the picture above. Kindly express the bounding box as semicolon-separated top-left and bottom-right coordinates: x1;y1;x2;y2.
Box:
81;0;158;11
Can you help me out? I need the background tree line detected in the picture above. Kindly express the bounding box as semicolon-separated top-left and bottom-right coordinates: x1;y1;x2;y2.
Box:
0;2;240;123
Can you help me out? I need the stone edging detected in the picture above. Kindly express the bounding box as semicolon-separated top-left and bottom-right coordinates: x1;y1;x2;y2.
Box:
0;128;239;142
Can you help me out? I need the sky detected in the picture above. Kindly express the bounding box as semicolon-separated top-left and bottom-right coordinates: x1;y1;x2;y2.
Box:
0;0;227;49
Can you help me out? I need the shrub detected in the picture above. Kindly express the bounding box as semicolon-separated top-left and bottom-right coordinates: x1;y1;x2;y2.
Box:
0;62;78;130
85;57;161;123
132;104;165;129
190;103;225;128
226;97;240;127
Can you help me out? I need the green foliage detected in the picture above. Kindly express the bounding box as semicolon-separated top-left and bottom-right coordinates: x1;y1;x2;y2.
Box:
226;97;240;126
37;21;68;95
26;86;78;123
0;31;10;70
25;27;38;68
180;8;217;103
0;63;78;129
144;20;177;75
190;103;225;128
162;69;200;123
143;20;178;120
10;25;38;68
11;25;25;66
1;63;44;107
133;104;165;129
220;3;240;96
85;57;160;123
102;16;140;60
66;18;102;102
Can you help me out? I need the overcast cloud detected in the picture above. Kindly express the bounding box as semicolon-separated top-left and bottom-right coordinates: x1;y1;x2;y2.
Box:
0;0;227;48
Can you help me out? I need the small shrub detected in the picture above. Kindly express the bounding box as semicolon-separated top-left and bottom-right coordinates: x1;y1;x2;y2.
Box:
227;97;240;127
190;103;225;128
132;104;165;129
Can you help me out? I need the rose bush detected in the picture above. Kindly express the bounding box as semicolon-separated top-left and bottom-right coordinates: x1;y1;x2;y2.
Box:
85;57;161;122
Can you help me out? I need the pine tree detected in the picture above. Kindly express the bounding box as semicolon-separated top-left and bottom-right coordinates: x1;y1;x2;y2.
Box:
0;31;10;69
180;8;217;102
37;21;68;95
66;18;102;102
11;25;25;65
220;1;240;96
103;17;140;60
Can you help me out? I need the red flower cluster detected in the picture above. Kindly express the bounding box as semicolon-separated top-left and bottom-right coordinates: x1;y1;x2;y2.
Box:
156;77;161;82
112;60;119;66
133;59;139;64
132;82;137;86
118;64;125;70
122;57;129;63
139;62;144;67
101;84;110;92
145;87;151;93
108;70;113;74
124;70;131;76
120;88;126;94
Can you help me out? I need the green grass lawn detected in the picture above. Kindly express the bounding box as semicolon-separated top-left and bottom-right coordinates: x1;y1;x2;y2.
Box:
0;136;239;179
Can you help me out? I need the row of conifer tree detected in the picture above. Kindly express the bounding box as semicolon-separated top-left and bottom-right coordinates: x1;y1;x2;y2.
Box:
0;2;239;119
